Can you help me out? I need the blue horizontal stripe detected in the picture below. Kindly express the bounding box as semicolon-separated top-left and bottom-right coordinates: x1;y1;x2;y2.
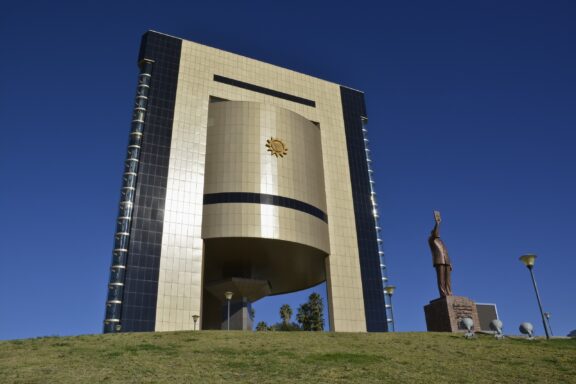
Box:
203;192;328;223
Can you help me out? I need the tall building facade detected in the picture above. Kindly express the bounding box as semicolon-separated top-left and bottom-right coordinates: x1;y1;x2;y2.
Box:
104;31;392;333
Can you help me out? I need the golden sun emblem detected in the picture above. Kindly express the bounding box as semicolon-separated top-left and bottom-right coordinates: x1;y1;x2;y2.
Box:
266;137;288;158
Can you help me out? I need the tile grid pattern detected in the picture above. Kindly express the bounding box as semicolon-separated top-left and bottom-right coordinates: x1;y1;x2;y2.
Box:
201;101;329;255
102;31;391;332
117;32;181;332
340;87;388;331
154;37;368;332
103;58;154;333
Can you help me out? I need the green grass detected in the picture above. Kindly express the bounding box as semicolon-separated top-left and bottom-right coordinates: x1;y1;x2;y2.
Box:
1;331;575;383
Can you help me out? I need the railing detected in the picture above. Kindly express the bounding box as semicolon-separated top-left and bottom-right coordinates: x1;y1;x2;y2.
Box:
103;59;153;333
361;120;394;331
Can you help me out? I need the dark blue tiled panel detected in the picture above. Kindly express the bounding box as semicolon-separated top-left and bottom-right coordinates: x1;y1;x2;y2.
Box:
203;192;328;223
121;31;182;332
340;86;388;332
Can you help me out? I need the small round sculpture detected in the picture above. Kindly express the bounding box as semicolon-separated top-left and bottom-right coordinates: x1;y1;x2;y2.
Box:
490;319;504;339
461;317;474;339
519;322;534;340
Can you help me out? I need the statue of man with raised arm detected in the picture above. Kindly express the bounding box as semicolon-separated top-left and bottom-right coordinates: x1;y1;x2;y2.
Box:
428;211;453;297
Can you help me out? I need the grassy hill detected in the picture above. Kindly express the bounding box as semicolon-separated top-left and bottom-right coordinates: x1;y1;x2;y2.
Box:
1;331;575;383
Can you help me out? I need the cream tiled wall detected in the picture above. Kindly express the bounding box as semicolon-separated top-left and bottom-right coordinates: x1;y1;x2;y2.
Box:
205;102;327;211
155;38;367;332
202;101;329;253
202;203;328;254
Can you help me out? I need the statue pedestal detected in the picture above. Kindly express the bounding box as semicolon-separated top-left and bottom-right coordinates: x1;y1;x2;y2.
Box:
424;296;481;332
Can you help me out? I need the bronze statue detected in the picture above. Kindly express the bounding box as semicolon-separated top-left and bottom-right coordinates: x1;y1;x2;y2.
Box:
428;211;453;297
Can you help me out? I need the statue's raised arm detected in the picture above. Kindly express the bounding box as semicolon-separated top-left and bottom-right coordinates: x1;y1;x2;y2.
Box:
432;210;441;237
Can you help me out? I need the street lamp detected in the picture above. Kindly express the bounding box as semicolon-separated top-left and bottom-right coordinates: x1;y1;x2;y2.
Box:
544;312;553;336
192;314;200;331
519;254;550;340
224;291;234;331
383;285;396;332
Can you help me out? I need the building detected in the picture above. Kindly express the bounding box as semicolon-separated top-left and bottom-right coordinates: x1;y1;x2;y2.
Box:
104;30;392;333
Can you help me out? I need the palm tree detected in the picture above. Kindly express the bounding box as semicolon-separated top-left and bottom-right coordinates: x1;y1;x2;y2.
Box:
280;304;293;325
297;293;324;331
256;321;269;331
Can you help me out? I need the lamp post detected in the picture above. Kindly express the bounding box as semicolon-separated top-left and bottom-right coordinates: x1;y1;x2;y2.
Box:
224;291;234;331
192;314;200;331
519;254;550;340
383;285;396;332
544;312;553;336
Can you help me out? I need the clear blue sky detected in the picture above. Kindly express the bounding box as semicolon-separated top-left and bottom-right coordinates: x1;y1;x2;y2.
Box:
1;1;574;340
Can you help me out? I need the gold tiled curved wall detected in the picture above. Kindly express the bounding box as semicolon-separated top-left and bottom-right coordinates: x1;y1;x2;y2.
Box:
202;101;329;253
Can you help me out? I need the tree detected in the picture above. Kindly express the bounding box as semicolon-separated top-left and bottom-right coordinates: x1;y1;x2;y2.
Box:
255;321;269;331
270;321;301;332
296;292;324;331
279;304;293;325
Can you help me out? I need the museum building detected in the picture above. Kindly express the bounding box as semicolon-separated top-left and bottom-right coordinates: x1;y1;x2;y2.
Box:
104;30;391;333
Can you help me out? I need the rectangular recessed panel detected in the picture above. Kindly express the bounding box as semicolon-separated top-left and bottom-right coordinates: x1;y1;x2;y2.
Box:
213;74;316;107
476;303;499;331
203;192;328;223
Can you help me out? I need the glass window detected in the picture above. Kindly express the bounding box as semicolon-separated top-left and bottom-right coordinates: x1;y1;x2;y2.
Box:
110;267;125;283
124;159;138;173
115;234;129;249
120;188;135;202
116;218;130;233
